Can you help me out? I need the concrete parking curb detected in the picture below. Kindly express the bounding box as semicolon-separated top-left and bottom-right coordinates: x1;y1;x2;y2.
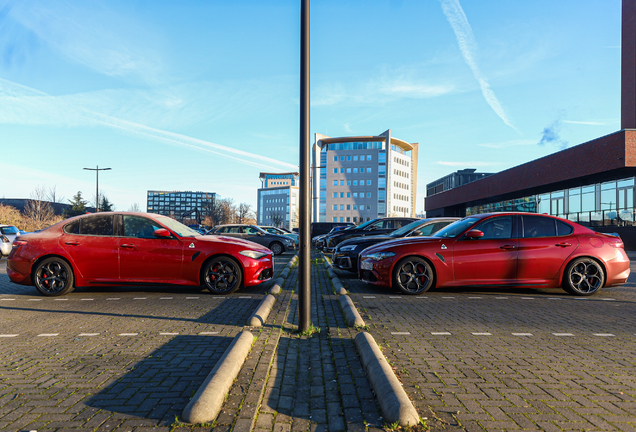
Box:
337;287;347;295
182;330;255;424
339;295;365;327
280;267;290;278
269;277;284;295
354;332;420;427
248;294;276;327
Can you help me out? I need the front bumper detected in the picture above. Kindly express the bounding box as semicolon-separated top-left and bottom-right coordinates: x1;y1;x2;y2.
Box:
332;251;358;272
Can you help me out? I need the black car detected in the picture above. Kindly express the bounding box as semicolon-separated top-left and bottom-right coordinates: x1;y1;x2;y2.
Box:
332;217;459;272
310;221;355;239
323;217;418;252
208;224;295;255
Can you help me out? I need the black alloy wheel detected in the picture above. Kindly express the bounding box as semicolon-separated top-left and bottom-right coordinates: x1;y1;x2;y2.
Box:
392;257;434;295
203;256;243;294
562;257;605;296
269;242;284;256
33;257;75;296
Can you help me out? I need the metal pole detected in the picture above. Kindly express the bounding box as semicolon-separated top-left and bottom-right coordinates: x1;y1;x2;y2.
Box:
83;166;112;212
298;0;311;332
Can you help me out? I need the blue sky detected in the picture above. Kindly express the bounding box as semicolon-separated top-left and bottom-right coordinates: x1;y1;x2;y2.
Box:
0;0;621;214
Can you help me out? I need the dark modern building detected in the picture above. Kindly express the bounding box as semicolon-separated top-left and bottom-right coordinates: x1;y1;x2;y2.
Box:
426;0;636;247
426;169;493;197
146;190;218;223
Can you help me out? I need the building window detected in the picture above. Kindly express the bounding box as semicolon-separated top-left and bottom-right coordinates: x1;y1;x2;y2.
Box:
347;156;351;161
333;205;337;210
367;155;372;161
333;192;337;198
334;180;338;186
367;180;372;186
333;156;337;161
340;193;344;198
347;205;351;210
347;192;351;198
340;181;345;186
334;168;338;174
366;193;371;198
353;180;358;186
354;156;358;161
340;205;344;210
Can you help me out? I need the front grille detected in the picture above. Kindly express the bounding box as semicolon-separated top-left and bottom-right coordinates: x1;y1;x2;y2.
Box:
360;270;377;282
336;257;352;269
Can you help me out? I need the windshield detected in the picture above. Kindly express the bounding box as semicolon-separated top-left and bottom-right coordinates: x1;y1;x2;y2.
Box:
0;226;19;235
356;219;378;230
432;217;480;238
157;216;201;237
389;219;427;237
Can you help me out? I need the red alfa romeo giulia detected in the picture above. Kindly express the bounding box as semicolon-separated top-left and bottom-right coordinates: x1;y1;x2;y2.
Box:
359;212;630;296
7;212;274;296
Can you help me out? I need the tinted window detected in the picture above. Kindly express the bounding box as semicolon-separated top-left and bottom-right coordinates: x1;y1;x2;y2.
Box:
523;216;556;238
556;220;574;236
416;223;437;236
243;226;261;235
475;217;513;240
64;220;80;234
382;220;394;229
80;215;114;236
0;226;19;235
123;216;163;238
227;226;240;234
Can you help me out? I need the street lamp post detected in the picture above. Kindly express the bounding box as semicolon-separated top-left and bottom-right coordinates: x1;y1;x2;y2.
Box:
83;166;112;212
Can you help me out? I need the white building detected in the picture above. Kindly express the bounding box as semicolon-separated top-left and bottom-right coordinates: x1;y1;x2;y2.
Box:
256;172;299;230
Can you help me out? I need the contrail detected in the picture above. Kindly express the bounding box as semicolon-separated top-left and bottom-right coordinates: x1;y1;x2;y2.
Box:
440;0;517;131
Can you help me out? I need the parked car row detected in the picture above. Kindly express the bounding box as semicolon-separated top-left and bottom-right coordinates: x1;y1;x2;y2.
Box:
207;224;295;255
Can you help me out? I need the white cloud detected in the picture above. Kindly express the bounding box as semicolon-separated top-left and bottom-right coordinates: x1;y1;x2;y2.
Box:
440;0;517;131
563;119;616;126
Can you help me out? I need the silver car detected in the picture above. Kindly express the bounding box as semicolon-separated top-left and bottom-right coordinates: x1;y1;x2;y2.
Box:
0;235;11;257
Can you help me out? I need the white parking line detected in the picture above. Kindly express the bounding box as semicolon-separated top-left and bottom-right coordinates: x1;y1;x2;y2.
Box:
391;332;411;335
186;297;199;299
442;297;455;299
119;333;139;336
601;298;615;301
552;333;574;336
239;296;252;299
160;332;179;335
363;296;376;299
495;297;508;299
0;298;15;301
548;298;563;300
54;299;68;301
468;297;482;299
431;332;451;335
78;333;99;337
27;299;42;301
389;296;402;299
0;334;18;337
575;298;589;300
38;333;59;337
199;331;219;335
133;297;147;300
472;332;492;336
107;298;121;301
81;299;94;301
160;297;173;300
521;297;535;300
512;333;533;336
594;333;615;337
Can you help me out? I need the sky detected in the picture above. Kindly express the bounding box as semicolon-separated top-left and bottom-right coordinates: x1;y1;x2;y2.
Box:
0;0;622;215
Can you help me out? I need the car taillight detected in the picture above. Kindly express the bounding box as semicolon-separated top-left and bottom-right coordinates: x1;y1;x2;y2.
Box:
0;237;9;243
12;240;27;247
608;240;624;248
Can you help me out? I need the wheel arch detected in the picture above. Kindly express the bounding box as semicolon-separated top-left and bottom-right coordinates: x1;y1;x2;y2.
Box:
31;254;76;286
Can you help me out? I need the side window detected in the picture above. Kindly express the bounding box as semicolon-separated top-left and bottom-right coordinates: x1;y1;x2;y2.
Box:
80;215;114;236
243;227;259;235
123;216;163;239
227;227;241;234
523;216;557;238
416;224;437;236
369;221;384;230
383;220;395;229
64;220;80;234
475;217;513;240
556;221;574;236
396;220;411;228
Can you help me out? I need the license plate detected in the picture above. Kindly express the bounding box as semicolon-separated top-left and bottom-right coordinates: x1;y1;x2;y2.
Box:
361;260;374;271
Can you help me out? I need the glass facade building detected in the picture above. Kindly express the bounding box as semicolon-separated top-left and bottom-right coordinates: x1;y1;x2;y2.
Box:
257;172;299;230
146;190;218;223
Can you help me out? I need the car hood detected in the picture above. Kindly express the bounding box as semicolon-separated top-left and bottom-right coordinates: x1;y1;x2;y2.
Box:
360;236;444;254
196;235;268;250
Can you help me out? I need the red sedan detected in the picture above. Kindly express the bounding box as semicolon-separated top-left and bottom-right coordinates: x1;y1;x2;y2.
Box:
359;212;630;296
7;212;274;296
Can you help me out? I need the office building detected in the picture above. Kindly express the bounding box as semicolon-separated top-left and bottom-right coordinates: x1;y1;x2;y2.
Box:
146;190;218;223
257;172;299;230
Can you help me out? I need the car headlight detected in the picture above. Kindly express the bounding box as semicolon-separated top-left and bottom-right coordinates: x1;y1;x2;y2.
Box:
239;250;268;259
340;245;357;252
365;251;396;261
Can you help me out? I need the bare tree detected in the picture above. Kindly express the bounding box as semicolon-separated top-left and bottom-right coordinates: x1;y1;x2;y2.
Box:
270;211;285;227
219;198;236;224
128;203;141;212
23;186;56;230
46;186;65;204
236;203;254;224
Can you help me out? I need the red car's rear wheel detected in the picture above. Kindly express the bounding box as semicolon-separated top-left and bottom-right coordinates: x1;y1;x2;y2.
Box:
33;257;75;296
562;257;604;296
392;257;434;295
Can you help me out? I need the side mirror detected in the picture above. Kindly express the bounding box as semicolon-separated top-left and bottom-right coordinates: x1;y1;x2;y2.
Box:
153;228;172;238
408;231;423;237
465;229;484;239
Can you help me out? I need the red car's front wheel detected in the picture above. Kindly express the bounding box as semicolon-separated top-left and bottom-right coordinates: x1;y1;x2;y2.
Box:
392;257;434;295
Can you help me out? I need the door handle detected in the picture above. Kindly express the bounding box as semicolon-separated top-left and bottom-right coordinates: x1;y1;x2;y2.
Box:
120;244;136;249
64;241;81;246
555;242;572;247
500;245;516;250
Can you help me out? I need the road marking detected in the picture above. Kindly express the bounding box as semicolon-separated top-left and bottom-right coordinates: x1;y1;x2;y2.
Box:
107;298;121;301
472;332;492;336
594;333;615;337
601;298;615;301
431;332;451;335
521;297;535;300
495;297;508;299
81;298;94;301
199;331;219;335
0;298;15;301
38;333;59;337
119;333;139;336
468;297;482;299
27;299;42;301
575;298;589;300
552;333;574;336
78;333;99;336
160;332;179;335
442;296;455;299
548;298;562;300
391;332;411;335
0;334;18;337
160;297;173;300
512;333;533;336
186;297;199;299
134;297;147;300
363;296;376;298
54;299;68;301
239;296;252;299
